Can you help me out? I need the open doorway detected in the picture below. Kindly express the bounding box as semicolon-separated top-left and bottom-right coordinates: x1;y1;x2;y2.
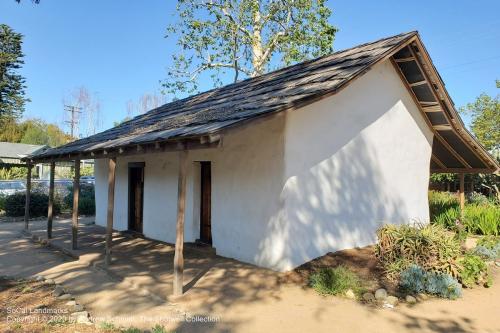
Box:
128;162;144;234
199;161;212;244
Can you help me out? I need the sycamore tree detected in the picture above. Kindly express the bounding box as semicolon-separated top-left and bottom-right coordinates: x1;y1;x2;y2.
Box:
163;0;337;97
0;24;29;120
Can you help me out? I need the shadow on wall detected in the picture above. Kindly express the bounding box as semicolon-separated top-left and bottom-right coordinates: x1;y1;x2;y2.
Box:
254;66;433;270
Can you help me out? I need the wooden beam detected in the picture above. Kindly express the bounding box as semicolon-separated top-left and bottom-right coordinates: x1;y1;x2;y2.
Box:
409;80;427;87
459;173;465;217
24;163;32;230
105;157;116;266
72;159;80;250
394;57;415;63
47;162;55;239
431;155;446;169
173;150;188;296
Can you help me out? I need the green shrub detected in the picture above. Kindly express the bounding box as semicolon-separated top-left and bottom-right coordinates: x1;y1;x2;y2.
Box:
399;265;462;299
463;204;500;236
309;266;364;296
0;194;6;211
4;192;61;217
467;192;492;206
458;253;491;288
376;224;461;279
64;184;95;215
429;191;459;219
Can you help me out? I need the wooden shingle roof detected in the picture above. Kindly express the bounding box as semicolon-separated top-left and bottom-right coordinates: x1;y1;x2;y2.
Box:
32;32;417;158
30;31;499;173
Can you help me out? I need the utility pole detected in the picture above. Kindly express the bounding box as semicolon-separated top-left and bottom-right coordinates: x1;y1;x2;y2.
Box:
64;105;82;138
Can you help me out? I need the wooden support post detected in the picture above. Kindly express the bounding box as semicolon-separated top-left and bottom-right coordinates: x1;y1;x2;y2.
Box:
173;150;188;296
24;163;32;230
72;160;80;250
459;173;465;217
47;162;55;239
105;158;116;266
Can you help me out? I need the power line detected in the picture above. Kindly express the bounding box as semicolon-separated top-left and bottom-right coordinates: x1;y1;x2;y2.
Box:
64;105;82;138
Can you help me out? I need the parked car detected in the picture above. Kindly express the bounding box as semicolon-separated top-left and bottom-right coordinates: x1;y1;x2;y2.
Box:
80;176;95;184
0;180;26;196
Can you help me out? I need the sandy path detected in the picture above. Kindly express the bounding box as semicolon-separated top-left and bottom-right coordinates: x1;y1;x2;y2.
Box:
1;221;499;332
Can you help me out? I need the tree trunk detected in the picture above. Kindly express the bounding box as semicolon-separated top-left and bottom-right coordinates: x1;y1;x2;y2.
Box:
251;2;264;77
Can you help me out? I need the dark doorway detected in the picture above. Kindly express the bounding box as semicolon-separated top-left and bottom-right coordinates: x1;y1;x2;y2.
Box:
199;161;212;244
128;162;144;233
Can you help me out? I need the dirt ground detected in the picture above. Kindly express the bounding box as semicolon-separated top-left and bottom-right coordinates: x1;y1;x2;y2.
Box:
0;278;100;333
1;220;499;333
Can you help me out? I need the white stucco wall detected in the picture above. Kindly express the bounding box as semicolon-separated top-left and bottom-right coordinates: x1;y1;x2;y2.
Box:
259;60;433;270
94;59;433;272
94;115;286;254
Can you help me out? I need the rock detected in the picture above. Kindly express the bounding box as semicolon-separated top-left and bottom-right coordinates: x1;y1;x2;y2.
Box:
53;285;65;297
45;278;55;285
495;261;500;267
386;296;399;306
406;295;417;304
464;237;478;250
65;300;77;306
73;304;84;312
35;275;45;282
345;289;356;299
362;292;375;302
57;293;73;300
416;293;429;301
374;288;387;301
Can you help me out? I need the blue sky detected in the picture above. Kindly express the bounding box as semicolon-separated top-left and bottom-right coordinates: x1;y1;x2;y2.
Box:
1;0;499;134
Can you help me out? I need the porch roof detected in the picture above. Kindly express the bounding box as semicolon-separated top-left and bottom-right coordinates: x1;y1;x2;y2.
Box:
27;32;499;173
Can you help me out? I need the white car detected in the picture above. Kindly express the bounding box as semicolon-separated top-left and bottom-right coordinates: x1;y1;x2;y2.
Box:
0;181;26;196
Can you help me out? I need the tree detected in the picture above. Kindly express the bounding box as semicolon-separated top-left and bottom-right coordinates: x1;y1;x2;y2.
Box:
0;118;71;147
163;0;337;97
64;86;102;138
460;90;499;153
0;24;29;120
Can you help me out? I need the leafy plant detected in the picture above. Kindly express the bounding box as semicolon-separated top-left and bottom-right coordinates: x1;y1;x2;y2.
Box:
375;223;461;279
309;266;364;297
151;324;169;333
463;204;500;236
64;184;95;215
399;265;462;299
458;253;490;288
4;192;61;217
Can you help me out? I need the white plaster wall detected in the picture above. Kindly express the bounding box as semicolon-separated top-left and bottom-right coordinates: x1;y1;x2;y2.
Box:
93;59;433;272
257;60;434;271
93;114;285;251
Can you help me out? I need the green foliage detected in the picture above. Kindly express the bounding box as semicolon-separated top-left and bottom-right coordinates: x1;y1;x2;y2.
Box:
0;118;71;147
4;192;61;217
430;191;500;236
428;191;460;229
399;265;462;299
98;321;116;331
0;167;27;180
0;194;6;211
63;184;95;215
151;324;169;333
121;328;141;333
309;266;364;296
462;204;500;236
429;173;456;184
163;0;337;97
460;91;499;152
458;253;490;288
473;236;500;260
0;24;29;120
375;224;461;279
